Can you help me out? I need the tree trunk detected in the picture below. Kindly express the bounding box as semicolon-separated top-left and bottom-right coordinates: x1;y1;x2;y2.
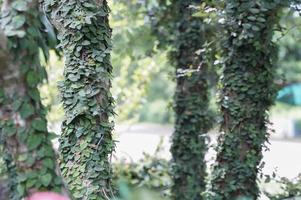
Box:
209;1;280;199
44;1;115;199
0;0;63;199
169;1;213;200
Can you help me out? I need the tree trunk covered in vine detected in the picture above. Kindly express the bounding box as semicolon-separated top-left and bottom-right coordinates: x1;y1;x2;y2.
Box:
209;1;281;199
169;1;213;200
0;0;63;199
45;1;115;199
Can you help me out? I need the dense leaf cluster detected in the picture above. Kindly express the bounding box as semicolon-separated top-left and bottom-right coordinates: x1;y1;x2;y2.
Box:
208;1;283;199
0;0;63;199
44;0;115;199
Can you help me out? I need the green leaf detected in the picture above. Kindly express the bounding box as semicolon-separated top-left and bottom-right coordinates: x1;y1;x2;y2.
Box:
5;30;26;38
83;2;94;8
41;173;52;187
82;40;91;45
85;16;92;24
67;74;80;82
28;88;41;101
43;158;55;169
26;71;39;87
257;17;266;23
27;134;43;150
78;90;86;97
76;127;84;138
73;191;84;198
12;1;28;11
25;156;36;166
247;16;256;21
251;25;260;31
3;125;17;137
11;15;26;29
48;132;59;140
20;102;35;118
26;179;37;188
249;8;260;14
32;118;47;132
80;141;88;150
243;23;252;29
12;100;22;111
16;185;25;196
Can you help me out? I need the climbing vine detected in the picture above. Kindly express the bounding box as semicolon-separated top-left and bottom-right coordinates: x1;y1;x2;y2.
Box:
44;0;115;199
149;1;214;199
0;0;63;199
208;1;290;199
169;2;213;200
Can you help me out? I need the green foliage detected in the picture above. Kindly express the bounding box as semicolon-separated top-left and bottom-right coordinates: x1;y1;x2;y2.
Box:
265;174;301;199
0;0;63;199
275;8;301;85
114;181;167;200
208;1;287;199
44;0;115;199
110;0;174;123
39;52;65;124
113;144;171;197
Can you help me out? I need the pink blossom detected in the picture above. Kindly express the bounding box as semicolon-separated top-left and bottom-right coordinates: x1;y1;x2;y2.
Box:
26;192;70;200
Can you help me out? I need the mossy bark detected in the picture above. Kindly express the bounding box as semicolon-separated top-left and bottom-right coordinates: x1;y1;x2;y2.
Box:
169;1;213;200
209;1;280;199
45;1;115;199
0;0;63;199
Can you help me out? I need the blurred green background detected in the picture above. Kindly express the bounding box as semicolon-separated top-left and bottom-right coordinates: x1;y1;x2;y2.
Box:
39;3;301;130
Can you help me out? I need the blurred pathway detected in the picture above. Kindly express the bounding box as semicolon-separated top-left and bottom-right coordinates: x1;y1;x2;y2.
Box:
114;123;301;179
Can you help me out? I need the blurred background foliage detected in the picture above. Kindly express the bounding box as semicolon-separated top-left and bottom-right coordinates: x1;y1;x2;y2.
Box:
39;2;301;126
110;0;175;123
276;9;301;85
271;8;301;121
264;174;301;199
114;182;167;200
113;140;171;198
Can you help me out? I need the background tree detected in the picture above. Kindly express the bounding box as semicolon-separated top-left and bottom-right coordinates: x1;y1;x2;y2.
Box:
45;0;115;199
149;1;215;199
276;8;301;85
0;0;63;199
110;0;174;123
208;1;285;199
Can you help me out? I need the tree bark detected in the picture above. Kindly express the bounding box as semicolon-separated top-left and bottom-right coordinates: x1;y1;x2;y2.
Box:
209;1;280;199
169;1;213;200
44;1;115;199
0;0;63;199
